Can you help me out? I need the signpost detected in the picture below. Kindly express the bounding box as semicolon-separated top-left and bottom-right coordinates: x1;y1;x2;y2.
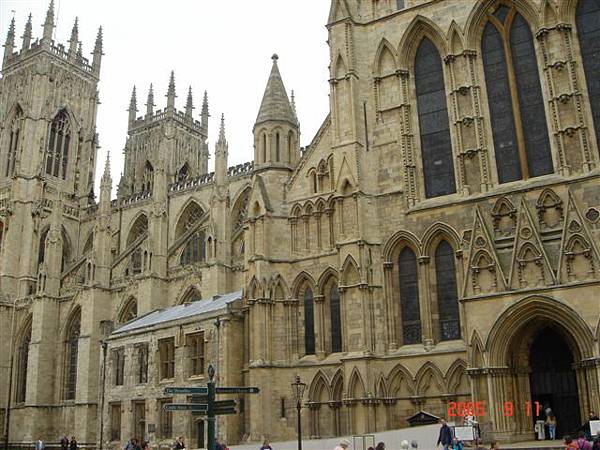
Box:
163;364;259;450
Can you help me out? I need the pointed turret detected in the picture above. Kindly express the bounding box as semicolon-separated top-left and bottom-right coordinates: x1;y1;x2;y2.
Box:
92;26;103;75
201;90;209;132
254;54;297;130
166;71;176;111
42;0;55;45
128;86;138;126
99;152;112;213
185;86;194;119
68;17;79;60
215;114;228;186
21;14;32;51
3;17;15;64
145;84;154;118
253;54;300;167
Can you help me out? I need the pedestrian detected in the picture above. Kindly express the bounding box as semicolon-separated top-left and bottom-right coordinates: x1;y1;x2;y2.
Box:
141;442;150;450
133;439;142;450
334;439;350;450
577;432;592;450
173;437;185;450
400;441;409;450
69;437;78;450
437;419;453;450
592;437;600;450
260;440;273;450
451;438;464;450
34;437;45;450
410;442;418;449
582;412;600;439
546;413;557;440
375;442;385;450
215;438;224;450
489;442;500;450
565;436;578;450
61;436;69;450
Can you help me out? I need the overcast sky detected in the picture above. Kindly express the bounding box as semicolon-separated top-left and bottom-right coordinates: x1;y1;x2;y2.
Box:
1;0;331;192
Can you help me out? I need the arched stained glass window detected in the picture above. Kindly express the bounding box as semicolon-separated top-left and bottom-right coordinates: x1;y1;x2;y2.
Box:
180;230;206;266
482;5;553;183
398;247;421;344
64;310;80;400
330;285;342;353
414;38;456;198
576;0;600;154
45;110;70;179
435;240;460;341
303;287;315;355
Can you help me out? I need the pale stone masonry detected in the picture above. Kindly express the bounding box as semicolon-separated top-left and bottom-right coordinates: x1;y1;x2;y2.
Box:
1;0;600;448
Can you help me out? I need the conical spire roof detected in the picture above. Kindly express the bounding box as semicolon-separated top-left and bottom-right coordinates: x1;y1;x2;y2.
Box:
254;54;297;129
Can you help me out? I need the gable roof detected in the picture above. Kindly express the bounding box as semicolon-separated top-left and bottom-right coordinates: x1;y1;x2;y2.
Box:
112;290;242;335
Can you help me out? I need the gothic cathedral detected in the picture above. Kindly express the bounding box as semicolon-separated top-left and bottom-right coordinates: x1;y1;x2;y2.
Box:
1;0;599;447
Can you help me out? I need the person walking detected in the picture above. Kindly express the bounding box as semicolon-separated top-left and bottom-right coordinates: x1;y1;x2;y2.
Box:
576;432;592;450
334;439;350;450
546;413;558;440
564;436;578;450
375;442;385;450
34;437;45;450
592;437;600;450
69;437;78;450
259;440;273;450
141;442;150;450
582;412;600;439
60;436;69;450
173;437;185;450
437;419;453;450
451;438;464;450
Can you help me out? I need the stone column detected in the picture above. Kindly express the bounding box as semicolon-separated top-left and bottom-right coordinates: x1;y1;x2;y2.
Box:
417;256;434;348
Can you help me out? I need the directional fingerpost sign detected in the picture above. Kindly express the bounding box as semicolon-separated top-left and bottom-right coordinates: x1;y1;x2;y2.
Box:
163;403;208;412
163;364;259;450
164;386;208;395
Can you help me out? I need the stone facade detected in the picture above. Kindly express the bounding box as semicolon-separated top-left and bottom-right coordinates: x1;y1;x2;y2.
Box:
1;0;600;447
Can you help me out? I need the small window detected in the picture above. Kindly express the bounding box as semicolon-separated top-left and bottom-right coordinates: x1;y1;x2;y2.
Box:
113;348;125;386
137;344;148;384
186;332;205;377
159;338;175;380
110;403;121;441
157;398;173;438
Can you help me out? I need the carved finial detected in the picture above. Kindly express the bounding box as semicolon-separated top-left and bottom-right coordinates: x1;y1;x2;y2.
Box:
218;114;226;144
42;0;55;42
128;86;138;124
185;86;194;118
166;70;176;109
146;83;155;118
92;26;103;73
68;17;79;58
76;41;83;62
272;53;279;62
22;14;33;51
4;17;16;61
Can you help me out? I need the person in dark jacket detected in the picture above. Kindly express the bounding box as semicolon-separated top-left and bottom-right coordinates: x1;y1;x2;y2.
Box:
60;436;69;450
437;419;453;450
69;437;78;450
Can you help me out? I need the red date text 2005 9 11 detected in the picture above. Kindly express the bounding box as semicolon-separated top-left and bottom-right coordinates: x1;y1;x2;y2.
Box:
447;401;542;418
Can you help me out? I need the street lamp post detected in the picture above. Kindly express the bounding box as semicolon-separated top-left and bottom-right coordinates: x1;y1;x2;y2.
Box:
291;375;307;450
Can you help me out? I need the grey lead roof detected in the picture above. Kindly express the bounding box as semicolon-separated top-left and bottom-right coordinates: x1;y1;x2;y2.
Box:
112;290;242;335
254;55;297;129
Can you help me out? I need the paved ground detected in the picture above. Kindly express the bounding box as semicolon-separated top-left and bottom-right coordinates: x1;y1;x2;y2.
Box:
229;425;564;450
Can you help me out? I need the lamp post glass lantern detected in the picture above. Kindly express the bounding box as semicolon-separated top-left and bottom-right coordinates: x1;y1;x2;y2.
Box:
291;375;306;450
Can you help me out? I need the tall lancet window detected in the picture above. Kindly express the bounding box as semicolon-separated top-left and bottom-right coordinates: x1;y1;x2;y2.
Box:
482;5;553;183
303;287;315;355
576;0;600;154
16;321;32;403
45;110;71;179
435;240;460;341
64;309;81;400
414;38;456;198
330;285;342;353
398;247;421;344
6;106;23;177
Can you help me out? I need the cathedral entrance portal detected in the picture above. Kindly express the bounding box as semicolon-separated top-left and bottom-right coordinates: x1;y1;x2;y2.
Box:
529;327;581;437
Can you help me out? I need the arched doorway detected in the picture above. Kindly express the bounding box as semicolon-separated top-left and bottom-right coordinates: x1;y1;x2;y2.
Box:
529;327;581;437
